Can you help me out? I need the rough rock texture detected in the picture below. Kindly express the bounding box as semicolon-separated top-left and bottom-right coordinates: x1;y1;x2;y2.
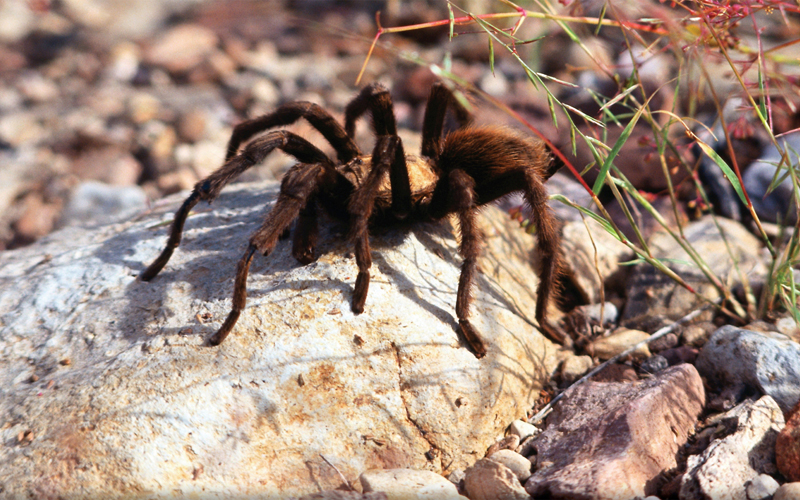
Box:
463;458;530;500
525;364;705;499
680;396;785;500
776;401;800;481
622;216;766;331
773;482;800;500
0;180;560;498
359;469;466;500
557;219;632;304
486;449;532;483
696;326;800;412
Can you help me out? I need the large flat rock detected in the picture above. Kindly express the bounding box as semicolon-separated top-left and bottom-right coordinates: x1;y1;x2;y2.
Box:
0;180;559;498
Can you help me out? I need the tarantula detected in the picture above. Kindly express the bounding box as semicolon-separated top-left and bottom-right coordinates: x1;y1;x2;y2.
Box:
139;82;564;358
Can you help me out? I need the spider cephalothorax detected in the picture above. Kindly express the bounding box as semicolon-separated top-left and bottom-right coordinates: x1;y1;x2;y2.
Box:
140;82;564;358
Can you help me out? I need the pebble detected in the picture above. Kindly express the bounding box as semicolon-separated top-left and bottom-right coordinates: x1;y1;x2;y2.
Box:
507;419;539;441
588;328;651;360
773;483;800;500
745;474;780;500
560;354;593;383
145;23;219;74
486;449;532;483
463;458;529;500
359;469;466;500
639;354;668;375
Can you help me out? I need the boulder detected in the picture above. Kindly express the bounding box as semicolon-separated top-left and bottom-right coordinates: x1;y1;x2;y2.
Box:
0;180;559;498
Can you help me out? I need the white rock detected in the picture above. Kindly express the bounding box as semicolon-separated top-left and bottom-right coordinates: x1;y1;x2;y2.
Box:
0;180;559;498
507;419;539;441
680;396;786;500
359;469;467;500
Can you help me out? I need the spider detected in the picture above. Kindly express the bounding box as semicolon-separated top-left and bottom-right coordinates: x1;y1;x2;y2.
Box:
139;82;565;358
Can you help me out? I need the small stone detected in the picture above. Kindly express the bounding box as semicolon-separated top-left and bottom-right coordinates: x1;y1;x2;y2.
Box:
578;302;619;325
145;24;219;74
299;491;388;500
660;346;698;366
479;71;510;97
745;474;780;500
485;435;519;457
128;92;161;124
560;354;593;383
647;332;678;353
447;469;465;486
177;108;209;143
639;355;668;375
487;449;532;483
588;328;650;360
507;419;539;441
359;469;466;500
463;458;529;500
681;322;717;347
773;483;800;500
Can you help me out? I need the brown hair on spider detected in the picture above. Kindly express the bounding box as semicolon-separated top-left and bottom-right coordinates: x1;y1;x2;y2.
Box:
139;82;565;358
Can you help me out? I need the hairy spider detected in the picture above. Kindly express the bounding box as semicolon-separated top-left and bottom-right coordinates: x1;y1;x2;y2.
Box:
139;82;564;358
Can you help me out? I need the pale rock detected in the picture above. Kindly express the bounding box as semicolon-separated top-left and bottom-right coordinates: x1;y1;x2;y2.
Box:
487;449;532;482
559;354;593;383
773;483;800;500
680;396;785;500
745;474;780;500
623;216;766;331
588;328;651;360
145;23;219;74
359;469;466;500
507;419;539;441
300;491;388;500
558;219;631;304
0;180;559;498
463;458;530;500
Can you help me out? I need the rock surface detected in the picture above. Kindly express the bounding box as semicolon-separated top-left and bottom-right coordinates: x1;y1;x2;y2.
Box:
359;469;466;500
463;458;530;500
525;364;705;499
680;396;785;500
622;216;766;331
696;325;800;412
0;180;560;498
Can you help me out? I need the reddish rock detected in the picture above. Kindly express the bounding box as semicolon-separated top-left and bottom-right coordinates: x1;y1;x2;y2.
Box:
526;364;705;499
777;400;800;481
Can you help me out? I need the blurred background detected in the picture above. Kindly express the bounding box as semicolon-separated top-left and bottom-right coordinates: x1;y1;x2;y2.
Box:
0;0;798;251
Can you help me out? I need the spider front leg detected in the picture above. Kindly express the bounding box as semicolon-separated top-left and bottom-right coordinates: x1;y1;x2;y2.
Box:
348;135;409;313
140;130;331;282
210;162;328;345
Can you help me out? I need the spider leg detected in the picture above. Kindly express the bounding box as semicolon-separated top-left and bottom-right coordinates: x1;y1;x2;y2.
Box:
140;130;334;281
291;199;318;264
344;83;411;218
210;161;328;345
344;82;398;138
348;135;407;313
442;169;488;358
420;82;473;160
226;102;360;164
522;166;566;345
